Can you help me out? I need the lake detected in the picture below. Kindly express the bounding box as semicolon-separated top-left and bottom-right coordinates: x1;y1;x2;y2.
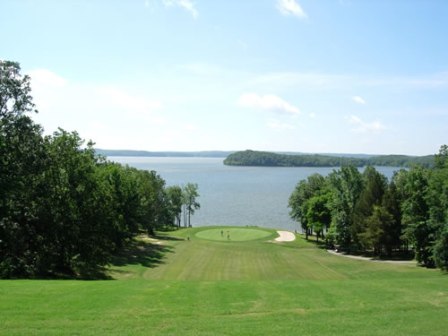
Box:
110;157;401;231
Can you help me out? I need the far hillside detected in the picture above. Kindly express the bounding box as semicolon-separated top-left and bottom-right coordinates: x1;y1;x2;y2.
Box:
224;150;434;168
95;149;234;158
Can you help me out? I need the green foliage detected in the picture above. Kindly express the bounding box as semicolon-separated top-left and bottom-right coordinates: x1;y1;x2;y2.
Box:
288;173;327;239
224;150;434;168
0;60;37;118
328;166;363;250
352;166;387;249
288;151;448;270
305;193;332;242
165;185;183;227
225;150;365;167
434;226;448;270
182;183;200;227
359;205;394;254
0;61;187;278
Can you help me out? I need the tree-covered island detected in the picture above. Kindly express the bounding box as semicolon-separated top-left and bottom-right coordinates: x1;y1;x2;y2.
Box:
224;149;434;168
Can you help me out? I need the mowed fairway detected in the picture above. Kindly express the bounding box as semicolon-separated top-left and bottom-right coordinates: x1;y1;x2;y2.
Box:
1;226;448;336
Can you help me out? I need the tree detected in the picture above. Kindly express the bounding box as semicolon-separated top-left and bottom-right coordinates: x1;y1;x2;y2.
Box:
0;60;37;118
135;170;168;235
166;185;183;227
328;166;363;251
434;144;448;169
95;162;141;249
433;226;448;271
359;205;394;256
397;166;434;266
183;183;200;227
380;181;402;256
288;173;326;239
1;60;185;278
305;193;332;242
427;145;448;270
352;166;387;250
0;60;47;277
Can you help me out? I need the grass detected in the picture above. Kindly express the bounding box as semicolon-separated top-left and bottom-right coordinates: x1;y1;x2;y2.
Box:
195;227;274;242
1;226;447;335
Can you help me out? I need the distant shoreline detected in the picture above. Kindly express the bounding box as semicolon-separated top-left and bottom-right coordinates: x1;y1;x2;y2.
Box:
96;148;435;168
223;150;434;168
95;149;234;158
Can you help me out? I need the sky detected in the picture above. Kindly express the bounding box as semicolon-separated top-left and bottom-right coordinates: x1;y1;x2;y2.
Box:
2;0;448;155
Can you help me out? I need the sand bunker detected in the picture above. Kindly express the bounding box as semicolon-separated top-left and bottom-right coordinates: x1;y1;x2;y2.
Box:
275;231;296;242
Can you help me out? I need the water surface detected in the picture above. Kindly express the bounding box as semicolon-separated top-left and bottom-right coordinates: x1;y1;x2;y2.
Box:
111;157;400;231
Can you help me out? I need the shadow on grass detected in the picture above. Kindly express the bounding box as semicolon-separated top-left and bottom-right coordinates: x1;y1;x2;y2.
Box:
153;233;185;242
2;237;176;281
110;238;174;269
304;234;415;261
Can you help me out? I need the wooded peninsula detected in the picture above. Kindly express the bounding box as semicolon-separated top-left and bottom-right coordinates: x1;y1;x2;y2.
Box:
224;150;434;167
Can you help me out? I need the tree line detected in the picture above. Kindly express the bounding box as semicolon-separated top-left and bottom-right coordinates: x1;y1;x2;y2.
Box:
0;61;199;278
224;150;434;168
289;151;448;271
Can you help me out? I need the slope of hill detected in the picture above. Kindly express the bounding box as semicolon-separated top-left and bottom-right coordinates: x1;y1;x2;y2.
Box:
2;227;447;336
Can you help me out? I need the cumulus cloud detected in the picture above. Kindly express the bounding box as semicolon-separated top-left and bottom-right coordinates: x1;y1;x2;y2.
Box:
94;87;166;127
352;95;366;105
267;119;295;130
29;69;67;87
163;0;198;18
348;115;385;133
277;0;307;19
238;93;300;115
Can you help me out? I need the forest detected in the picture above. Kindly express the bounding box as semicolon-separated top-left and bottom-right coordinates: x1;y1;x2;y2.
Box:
288;156;448;270
0;61;199;278
224;149;434;168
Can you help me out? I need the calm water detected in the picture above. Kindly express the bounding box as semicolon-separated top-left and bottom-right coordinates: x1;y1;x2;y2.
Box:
111;157;401;231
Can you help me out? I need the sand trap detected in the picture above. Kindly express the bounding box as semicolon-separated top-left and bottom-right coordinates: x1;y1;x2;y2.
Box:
275;231;296;242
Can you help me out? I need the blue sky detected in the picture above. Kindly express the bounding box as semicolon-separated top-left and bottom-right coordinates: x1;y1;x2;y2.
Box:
2;0;448;155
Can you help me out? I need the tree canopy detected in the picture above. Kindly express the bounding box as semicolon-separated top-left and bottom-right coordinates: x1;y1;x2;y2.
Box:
0;61;199;278
289;155;448;270
224;150;434;168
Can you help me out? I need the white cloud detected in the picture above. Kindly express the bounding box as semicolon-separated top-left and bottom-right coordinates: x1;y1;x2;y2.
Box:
267;119;295;130
183;123;199;131
29;68;166;147
277;0;307;19
163;0;198;18
180;63;224;76
238;93;300;115
29;69;68;112
247;71;448;93
352;95;366;105
348;115;385;133
29;69;67;87
96;87;162;115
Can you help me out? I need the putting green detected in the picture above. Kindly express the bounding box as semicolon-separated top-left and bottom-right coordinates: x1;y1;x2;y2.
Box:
195;227;274;242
